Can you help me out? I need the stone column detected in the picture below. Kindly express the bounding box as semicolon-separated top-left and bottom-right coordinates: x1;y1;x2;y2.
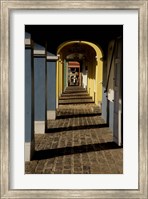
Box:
33;43;46;134
25;32;35;161
46;54;58;120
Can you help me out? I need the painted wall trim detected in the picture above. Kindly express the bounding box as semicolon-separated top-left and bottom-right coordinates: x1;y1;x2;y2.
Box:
47;55;58;61
34;121;45;134
33;50;46;56
25;38;31;46
25;139;35;161
47;110;56;120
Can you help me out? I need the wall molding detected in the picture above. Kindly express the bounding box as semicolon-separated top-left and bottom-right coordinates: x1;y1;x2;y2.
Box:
34;121;45;134
25;38;31;45
25;139;35;161
47;110;56;120
33;49;46;57
47;55;58;61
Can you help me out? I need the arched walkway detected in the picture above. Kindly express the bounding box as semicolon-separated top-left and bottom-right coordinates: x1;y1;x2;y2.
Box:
56;40;103;106
25;26;123;174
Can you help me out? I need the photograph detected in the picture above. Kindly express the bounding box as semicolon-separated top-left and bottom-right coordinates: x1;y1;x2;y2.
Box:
25;25;123;174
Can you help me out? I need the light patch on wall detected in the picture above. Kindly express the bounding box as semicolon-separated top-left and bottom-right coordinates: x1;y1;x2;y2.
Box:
108;88;114;101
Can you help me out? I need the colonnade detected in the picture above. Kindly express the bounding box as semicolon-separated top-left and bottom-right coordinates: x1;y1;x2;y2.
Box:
25;32;58;161
25;31;122;161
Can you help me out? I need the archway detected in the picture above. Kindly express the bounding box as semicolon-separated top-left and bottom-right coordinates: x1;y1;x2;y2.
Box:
56;40;103;106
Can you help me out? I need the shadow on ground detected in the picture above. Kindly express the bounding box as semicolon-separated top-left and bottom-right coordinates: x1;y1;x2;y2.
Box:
56;112;101;119
33;142;122;160
46;123;109;133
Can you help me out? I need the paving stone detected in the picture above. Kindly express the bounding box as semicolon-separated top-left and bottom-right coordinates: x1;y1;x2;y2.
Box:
44;169;53;174
25;87;123;174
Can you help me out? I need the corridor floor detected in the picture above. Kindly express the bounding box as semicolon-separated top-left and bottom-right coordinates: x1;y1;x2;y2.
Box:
25;103;123;174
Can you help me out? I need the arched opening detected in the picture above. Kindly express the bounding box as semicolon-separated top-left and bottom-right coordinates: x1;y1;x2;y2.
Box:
56;40;103;106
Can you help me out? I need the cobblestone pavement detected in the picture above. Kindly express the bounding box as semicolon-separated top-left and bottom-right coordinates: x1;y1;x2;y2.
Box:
25;104;123;174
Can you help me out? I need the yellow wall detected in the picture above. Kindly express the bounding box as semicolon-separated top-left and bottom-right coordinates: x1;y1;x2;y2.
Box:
96;54;103;105
87;56;95;101
79;41;103;105
58;59;63;96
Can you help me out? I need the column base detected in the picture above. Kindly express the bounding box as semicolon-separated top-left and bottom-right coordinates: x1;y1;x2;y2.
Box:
25;139;35;161
113;136;122;146
34;121;45;134
47;110;56;120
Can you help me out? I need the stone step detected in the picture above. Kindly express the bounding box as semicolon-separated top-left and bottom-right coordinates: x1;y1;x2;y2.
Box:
61;93;89;97
64;86;87;92
59;96;92;100
91;106;101;113
59;86;92;105
65;88;86;91
59;99;94;104
65;86;85;90
63;90;87;94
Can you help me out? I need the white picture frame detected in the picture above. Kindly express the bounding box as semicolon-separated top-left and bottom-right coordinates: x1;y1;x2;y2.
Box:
0;0;147;198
